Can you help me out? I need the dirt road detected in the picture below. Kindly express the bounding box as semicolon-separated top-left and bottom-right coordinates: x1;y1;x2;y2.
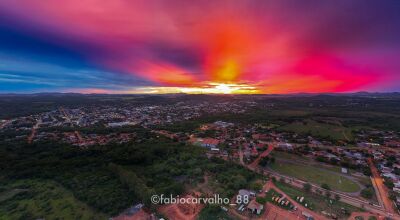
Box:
248;144;274;170
263;181;329;220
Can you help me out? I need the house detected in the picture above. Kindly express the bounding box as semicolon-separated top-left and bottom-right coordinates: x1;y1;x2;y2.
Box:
213;121;234;129
112;203;145;220
373;152;384;160
107;121;136;127
277;142;293;151
252;134;269;141
247;199;263;215
393;163;400;169
357;142;380;148
210;147;220;154
386;141;400;148
193;138;220;148
251;148;258;157
238;189;252;202
302;211;314;220
381;173;397;181
255;143;265;150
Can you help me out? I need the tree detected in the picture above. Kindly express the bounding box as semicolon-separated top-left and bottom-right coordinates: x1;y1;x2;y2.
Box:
321;183;330;190
389;192;396;201
250;182;263;192
259;157;270;167
363;168;372;176
256;196;267;204
360;188;373;199
303;183;311;193
383;178;394;188
325;191;331;199
270;157;276;163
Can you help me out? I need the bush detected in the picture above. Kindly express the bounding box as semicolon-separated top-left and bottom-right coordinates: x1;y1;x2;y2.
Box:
321;183;330;190
303;183;311;192
360;188;373;199
256;196;267;204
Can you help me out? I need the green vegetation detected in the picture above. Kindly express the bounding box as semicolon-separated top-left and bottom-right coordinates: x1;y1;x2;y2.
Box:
263;189;293;210
197;205;234;220
208;159;258;198
274;181;361;218
360;188;374;199
321;183;331;190
109;164;156;207
259;156;275;167
269;161;360;192
278;119;353;141
0;179;106;220
0;127;257;218
1;94;400;217
303;183;312;192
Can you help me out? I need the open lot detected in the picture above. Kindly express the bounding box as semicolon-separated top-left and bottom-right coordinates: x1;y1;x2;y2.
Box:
0;179;106;220
269;160;360;193
275;181;362;219
278;119;354;141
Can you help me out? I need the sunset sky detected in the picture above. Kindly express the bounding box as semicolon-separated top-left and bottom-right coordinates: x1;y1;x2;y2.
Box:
0;0;400;94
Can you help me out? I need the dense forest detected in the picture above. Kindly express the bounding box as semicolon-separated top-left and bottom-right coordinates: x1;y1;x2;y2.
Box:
0;127;257;218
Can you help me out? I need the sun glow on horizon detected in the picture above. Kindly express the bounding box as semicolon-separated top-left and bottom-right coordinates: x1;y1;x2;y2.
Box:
0;1;399;93
71;82;260;95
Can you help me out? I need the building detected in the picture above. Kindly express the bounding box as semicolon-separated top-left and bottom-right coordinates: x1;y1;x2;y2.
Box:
200;138;220;148
238;189;252;202
277;142;293;151
302;211;314;220
247;199;263;215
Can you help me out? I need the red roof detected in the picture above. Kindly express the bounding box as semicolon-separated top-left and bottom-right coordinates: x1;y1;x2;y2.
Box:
202;138;220;145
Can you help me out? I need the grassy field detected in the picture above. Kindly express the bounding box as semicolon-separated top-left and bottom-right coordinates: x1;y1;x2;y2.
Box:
0;179;107;220
269;161;360;193
271;151;361;174
275;181;362;218
277;119;353;141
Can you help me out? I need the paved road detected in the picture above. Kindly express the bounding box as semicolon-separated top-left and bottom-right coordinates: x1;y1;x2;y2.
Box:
238;143;399;219
265;171;394;217
242;157;397;218
267;169;400;218
367;158;397;215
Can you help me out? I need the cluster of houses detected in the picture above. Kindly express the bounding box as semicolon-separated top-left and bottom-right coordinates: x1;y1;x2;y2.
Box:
1;100;254;145
236;189;264;215
375;153;400;208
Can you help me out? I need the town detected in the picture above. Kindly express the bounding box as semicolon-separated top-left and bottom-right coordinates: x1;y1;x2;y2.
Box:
1;94;400;220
